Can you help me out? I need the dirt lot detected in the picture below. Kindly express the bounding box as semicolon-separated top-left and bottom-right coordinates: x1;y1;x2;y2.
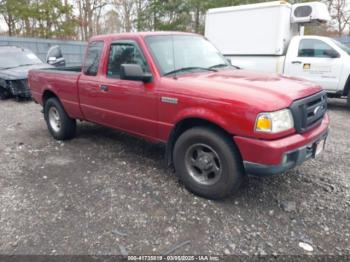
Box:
0;98;349;256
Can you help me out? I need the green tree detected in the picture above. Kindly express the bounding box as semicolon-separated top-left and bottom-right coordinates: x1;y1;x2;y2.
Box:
135;0;274;34
0;0;27;36
0;0;77;39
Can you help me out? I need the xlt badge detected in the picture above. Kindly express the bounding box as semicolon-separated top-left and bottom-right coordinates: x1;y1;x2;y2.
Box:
161;96;178;104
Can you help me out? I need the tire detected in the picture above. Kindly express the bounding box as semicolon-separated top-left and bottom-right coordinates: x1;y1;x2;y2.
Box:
173;127;243;200
44;97;76;140
0;87;10;100
347;89;350;110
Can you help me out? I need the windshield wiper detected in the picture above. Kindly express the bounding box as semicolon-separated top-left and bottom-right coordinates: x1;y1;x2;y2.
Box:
0;63;38;70
208;63;229;69
164;67;217;76
209;63;241;70
16;63;37;67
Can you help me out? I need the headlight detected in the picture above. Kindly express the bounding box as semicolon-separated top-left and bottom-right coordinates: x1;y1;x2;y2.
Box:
255;109;294;133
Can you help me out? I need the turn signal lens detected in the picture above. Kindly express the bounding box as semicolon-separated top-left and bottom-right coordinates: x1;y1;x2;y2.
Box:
256;115;272;131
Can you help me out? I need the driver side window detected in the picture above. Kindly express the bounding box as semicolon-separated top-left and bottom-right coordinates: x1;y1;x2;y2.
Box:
298;39;337;58
107;43;149;78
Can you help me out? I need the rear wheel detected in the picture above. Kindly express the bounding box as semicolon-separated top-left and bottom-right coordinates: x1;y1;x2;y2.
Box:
44;97;76;140
173;127;243;200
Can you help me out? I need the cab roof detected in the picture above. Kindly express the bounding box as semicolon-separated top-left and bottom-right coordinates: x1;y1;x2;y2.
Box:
89;31;199;42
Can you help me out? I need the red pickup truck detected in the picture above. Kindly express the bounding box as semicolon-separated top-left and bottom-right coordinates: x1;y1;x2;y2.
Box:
28;32;329;199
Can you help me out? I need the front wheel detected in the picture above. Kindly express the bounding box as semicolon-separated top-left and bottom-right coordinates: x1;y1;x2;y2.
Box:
44;98;76;140
0;87;10;100
173;127;243;200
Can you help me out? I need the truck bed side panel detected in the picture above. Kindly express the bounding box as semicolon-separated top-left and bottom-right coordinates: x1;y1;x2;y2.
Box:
28;69;84;119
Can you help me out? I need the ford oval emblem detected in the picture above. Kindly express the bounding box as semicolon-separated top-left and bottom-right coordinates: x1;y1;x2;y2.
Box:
313;106;321;116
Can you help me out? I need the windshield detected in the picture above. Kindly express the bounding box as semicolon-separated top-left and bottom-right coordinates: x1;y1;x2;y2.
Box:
0;49;43;69
331;39;350;55
145;35;230;76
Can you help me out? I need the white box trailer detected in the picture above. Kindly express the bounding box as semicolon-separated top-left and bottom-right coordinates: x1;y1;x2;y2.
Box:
205;1;350;110
205;1;330;55
205;1;297;55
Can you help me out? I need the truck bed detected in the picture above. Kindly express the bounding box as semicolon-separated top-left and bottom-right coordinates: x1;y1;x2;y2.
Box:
28;66;84;119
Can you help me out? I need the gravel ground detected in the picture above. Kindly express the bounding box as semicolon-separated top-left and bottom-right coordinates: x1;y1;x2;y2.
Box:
0;98;349;256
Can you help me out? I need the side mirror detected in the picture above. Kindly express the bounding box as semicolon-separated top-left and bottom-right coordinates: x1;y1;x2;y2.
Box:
46;45;66;67
120;64;152;83
323;49;339;58
48;57;56;62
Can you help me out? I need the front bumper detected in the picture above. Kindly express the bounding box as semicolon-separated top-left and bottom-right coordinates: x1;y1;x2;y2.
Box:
234;114;329;176
9;79;31;98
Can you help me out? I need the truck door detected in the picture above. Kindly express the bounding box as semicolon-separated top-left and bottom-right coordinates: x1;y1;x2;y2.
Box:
284;38;343;92
78;41;106;122
92;40;158;140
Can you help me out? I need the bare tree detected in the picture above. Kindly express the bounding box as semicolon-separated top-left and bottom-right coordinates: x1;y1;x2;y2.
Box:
99;9;122;34
326;0;350;36
113;0;136;32
76;0;108;40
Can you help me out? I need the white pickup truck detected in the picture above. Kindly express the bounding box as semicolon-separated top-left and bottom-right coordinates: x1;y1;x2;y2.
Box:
205;1;350;108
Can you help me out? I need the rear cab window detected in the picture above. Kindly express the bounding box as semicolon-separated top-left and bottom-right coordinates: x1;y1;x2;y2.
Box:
83;41;104;76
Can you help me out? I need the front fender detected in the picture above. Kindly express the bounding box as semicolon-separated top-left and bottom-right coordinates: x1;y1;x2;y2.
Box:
173;106;230;133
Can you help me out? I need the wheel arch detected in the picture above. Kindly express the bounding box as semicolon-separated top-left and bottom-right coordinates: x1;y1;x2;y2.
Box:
42;89;59;105
165;117;237;167
343;74;350;96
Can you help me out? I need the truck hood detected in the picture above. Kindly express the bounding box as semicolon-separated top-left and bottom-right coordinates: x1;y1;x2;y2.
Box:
174;69;322;111
0;63;52;80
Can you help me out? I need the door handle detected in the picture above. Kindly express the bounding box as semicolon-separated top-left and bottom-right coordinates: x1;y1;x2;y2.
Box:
291;61;302;64
100;85;109;92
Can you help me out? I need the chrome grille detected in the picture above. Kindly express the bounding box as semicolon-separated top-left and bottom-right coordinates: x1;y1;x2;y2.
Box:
9;79;31;97
290;91;327;133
